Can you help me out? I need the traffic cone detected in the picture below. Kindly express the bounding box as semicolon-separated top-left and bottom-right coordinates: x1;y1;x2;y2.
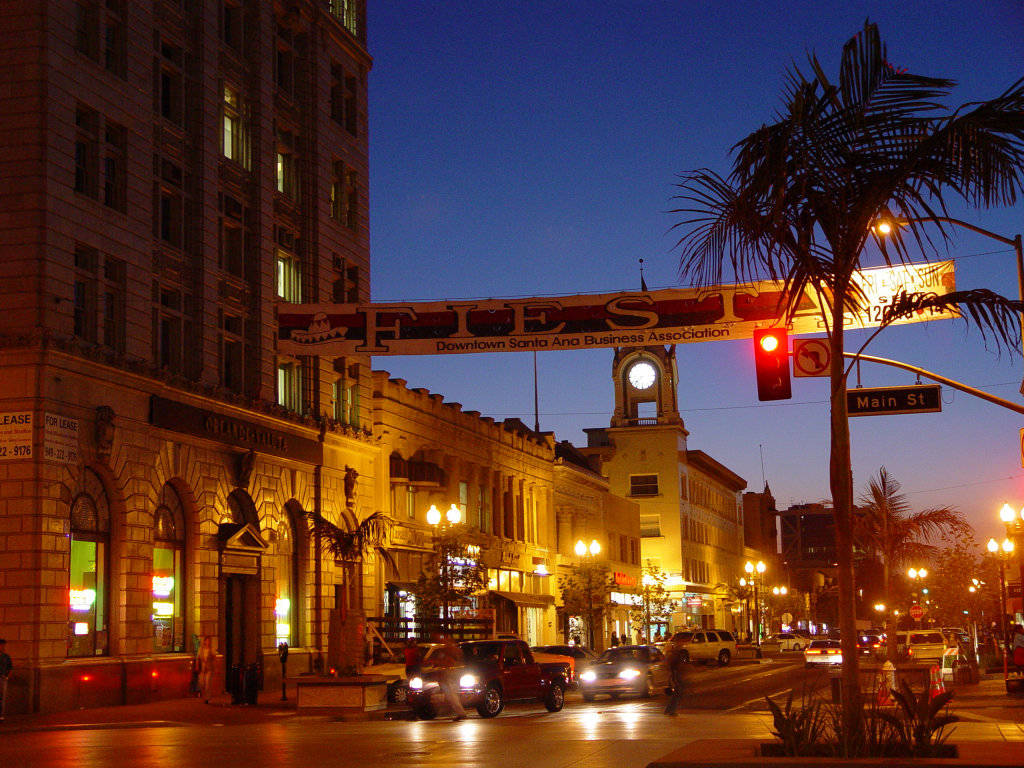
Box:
928;664;945;699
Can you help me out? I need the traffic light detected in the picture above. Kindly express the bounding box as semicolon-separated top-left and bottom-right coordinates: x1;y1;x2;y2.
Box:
753;328;791;401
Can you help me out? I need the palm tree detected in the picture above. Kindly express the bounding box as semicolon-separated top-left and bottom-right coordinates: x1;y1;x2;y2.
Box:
671;21;1024;738
307;509;395;672
854;467;967;662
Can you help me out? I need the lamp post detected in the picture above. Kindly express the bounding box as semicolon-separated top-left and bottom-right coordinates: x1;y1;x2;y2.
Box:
427;503;462;623
998;503;1024;620
744;560;766;647
770;585;788;634
875;217;1024;392
739;577;750;641
641;573;656;643
907;567;928;627
575;538;602;648
987;537;1014;666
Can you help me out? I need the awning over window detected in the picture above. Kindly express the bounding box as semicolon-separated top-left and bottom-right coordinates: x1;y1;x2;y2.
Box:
490;591;555;609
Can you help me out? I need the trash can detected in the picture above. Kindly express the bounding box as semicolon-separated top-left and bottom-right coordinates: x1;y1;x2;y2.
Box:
243;663;260;705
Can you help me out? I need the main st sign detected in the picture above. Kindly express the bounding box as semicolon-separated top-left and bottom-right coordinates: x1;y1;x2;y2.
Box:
277;261;955;357
847;384;942;417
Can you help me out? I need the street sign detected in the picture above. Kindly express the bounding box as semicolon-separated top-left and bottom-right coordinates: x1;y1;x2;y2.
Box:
909;604;925;620
792;339;831;377
847;384;942;417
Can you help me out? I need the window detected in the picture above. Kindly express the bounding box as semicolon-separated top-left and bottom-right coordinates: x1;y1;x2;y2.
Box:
276;244;302;304
329;63;360;136
103;4;125;77
639;513;661;538
68;469;110;658
275;130;299;201
102;122;126;211
75;2;100;60
153;283;193;374
274;25;295;96
274;516;297;647
630;474;659;496
459;481;469;520
344;73;359;136
332;259;359;303
330;161;345;223
222;84;251;169
154;158;185;248
100;257;126;353
75;106;100;198
73;245;98;342
406;486;416;520
344;170;359;230
152;484;185;654
156;43;184;125
75;1;124;75
222;0;245;52
220;312;245;393
328;0;361;38
277;360;302;412
219;194;254;280
333;359;359;426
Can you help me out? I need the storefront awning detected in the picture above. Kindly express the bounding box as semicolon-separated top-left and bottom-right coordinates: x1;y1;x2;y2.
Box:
490;591;555;609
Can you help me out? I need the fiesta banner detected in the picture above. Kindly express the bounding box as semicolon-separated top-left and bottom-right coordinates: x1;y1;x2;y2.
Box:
277;260;955;357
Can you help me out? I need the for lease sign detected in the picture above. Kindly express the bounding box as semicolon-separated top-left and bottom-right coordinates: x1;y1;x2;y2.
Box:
0;412;33;460
278;261;955;357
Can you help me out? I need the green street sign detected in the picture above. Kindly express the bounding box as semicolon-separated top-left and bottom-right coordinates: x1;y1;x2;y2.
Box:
847;384;942;417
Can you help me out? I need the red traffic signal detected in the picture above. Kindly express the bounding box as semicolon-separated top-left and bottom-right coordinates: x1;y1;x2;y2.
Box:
753;328;792;401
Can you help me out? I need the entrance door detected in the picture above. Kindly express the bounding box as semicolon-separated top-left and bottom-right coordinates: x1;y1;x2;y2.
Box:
223;574;259;693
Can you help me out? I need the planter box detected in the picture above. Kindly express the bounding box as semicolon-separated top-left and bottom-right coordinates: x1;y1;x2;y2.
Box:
295;675;388;718
647;739;1024;768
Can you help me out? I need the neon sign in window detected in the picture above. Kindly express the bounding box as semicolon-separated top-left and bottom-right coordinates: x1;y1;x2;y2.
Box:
152;575;174;597
152;601;174;617
74;622;90;635
70;588;97;612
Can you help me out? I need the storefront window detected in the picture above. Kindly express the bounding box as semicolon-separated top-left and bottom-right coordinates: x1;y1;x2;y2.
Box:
68;476;109;657
152;491;184;653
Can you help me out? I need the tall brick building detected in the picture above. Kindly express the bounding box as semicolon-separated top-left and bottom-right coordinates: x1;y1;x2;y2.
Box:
0;0;372;713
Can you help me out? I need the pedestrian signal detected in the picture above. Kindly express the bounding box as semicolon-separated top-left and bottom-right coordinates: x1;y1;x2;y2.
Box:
753;329;791;401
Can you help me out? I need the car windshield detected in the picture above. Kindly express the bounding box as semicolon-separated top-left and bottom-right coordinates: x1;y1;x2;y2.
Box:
461;642;504;662
809;640;837;649
672;632;694;642
599;647;647;663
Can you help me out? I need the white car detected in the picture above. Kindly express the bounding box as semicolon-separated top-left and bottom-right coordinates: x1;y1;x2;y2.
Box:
804;639;842;667
766;632;805;652
897;631;947;663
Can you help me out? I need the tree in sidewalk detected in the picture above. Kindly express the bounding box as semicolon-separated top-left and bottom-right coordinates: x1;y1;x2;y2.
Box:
629;561;679;642
412;525;488;622
671;20;1024;746
853;467;967;660
307;509;395;674
558;561;616;649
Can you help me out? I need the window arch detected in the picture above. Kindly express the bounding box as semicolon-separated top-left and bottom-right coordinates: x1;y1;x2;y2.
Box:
152;483;185;653
68;468;110;657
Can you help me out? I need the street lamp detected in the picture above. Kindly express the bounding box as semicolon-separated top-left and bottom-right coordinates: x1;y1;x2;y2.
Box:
427;503;462;622
987;537;1015;665
907;567;928;626
641;573;657;643
875;217;1024;391
744;561;766;646
575;539;602;648
998;504;1024;615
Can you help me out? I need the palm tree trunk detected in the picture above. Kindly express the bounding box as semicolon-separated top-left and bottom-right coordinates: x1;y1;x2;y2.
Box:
828;291;861;745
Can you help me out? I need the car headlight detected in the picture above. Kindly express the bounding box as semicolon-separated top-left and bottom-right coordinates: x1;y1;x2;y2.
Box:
579;670;597;683
409;677;423;690
459;673;479;689
618;668;642;680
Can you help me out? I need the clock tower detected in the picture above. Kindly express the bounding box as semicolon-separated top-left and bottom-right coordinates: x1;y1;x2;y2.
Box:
611;346;683;428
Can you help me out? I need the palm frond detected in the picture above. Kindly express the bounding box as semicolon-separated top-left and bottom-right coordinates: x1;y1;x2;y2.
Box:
880;289;1024;356
307;510;396;570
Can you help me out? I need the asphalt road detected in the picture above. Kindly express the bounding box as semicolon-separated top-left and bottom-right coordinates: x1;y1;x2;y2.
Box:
2;656;1016;768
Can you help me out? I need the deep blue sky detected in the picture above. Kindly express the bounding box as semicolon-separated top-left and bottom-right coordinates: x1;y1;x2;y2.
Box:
366;1;1024;542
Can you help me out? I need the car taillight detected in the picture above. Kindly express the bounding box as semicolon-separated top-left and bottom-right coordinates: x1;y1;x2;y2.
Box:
806;649;821;655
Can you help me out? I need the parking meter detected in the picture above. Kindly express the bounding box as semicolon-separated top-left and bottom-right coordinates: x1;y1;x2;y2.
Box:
278;642;289;701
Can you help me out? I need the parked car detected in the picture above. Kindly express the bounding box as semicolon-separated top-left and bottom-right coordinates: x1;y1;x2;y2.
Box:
896;631;947;662
804;639;843;667
531;644;598;687
765;632;806;652
577;644;669;701
669;629;737;665
406;639;570;719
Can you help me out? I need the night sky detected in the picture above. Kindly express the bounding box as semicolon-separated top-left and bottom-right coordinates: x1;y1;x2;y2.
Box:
365;1;1024;541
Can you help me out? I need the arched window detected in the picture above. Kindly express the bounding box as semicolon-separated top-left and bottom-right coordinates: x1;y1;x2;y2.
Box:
274;503;303;647
68;469;110;657
152;484;185;653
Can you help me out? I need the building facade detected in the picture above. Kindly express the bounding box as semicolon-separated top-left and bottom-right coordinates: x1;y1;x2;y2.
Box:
0;0;371;713
581;347;747;631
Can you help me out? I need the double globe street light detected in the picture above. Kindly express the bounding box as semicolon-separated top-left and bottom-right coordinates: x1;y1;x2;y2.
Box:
744;560;766;646
426;503;462;622
987;536;1015;662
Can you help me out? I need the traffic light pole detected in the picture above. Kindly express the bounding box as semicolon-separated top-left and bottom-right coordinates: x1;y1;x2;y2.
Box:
839;352;1024;416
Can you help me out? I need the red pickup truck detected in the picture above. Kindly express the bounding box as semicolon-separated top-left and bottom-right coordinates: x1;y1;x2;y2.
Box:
406;639;570;719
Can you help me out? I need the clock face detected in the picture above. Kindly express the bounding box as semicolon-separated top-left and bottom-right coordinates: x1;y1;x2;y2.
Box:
628;361;657;390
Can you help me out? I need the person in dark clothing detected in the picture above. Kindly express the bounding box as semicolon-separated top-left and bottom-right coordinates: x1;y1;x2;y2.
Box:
609;633;619;647
403;637;423;678
663;635;689;716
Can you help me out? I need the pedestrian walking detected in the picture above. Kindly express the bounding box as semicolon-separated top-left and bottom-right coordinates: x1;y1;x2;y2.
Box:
663;633;689;716
0;638;11;721
196;635;216;703
1011;624;1024;669
435;636;467;721
403;637;423;678
609;632;619;647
